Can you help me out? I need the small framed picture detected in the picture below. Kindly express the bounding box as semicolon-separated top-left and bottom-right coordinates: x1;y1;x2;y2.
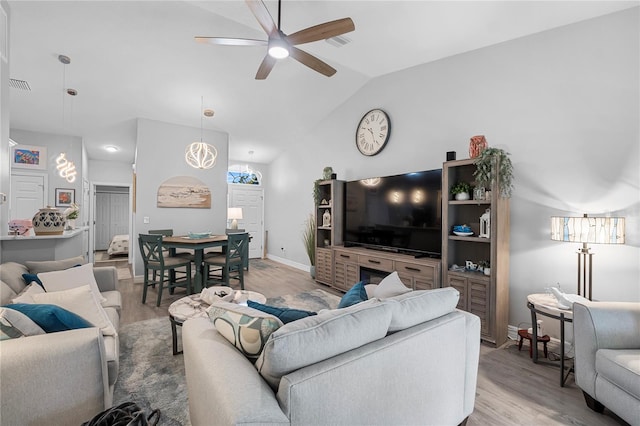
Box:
11;145;48;170
55;188;75;207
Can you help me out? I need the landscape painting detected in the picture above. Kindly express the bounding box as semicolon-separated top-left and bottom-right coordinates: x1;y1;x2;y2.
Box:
157;176;211;209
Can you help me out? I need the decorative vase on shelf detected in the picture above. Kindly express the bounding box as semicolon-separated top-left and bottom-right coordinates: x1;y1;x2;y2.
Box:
484;268;491;276
473;186;485;201
455;192;470;201
469;135;487;159
32;206;66;236
66;219;76;230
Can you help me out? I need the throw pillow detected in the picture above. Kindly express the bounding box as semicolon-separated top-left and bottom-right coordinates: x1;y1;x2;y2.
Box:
22;273;44;288
338;280;368;308
11;283;46;304
207;301;282;361
386;287;460;332
24;256;86;274
32;285;116;336
37;263;106;303
247;300;317;324
0;306;46;339
3;303;93;333
372;271;412;299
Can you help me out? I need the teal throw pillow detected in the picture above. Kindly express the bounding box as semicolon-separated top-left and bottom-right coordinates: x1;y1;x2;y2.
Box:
22;273;44;289
247;300;317;324
338;280;368;308
3;303;93;333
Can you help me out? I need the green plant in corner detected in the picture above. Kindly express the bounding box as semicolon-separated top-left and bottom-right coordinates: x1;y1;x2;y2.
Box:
313;166;334;206
302;214;316;267
473;147;514;198
450;181;471;195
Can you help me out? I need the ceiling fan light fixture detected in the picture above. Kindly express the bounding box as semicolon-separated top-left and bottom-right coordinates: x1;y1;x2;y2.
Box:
268;39;289;59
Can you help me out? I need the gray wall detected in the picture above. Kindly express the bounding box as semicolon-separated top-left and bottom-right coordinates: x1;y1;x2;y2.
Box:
265;9;640;327
89;159;132;185
9;128;83;206
133;118;229;276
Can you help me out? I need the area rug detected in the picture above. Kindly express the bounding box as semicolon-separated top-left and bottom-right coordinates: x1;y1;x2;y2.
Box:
113;317;190;426
113;289;340;426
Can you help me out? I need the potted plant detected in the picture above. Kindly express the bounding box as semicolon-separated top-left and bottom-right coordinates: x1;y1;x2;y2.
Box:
302;214;316;278
63;203;80;229
478;260;490;276
450;182;471;201
313;166;334;206
473;148;514;198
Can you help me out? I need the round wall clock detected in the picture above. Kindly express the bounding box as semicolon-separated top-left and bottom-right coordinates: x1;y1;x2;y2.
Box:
355;109;391;156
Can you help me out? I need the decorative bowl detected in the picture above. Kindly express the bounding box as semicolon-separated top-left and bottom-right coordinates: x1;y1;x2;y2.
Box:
453;231;474;237
188;232;211;239
453;225;472;233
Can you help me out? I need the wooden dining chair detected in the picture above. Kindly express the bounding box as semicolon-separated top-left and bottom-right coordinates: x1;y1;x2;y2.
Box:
203;232;248;290
138;233;192;306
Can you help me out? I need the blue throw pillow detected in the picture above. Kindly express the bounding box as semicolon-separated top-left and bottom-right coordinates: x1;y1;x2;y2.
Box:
247;300;317;324
338;280;368;309
22;273;44;289
3;303;92;333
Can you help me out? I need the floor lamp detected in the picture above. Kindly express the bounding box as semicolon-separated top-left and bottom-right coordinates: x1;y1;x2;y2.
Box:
551;214;625;300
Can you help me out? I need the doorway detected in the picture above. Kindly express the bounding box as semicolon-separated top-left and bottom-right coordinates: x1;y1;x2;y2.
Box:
91;183;132;265
229;185;264;259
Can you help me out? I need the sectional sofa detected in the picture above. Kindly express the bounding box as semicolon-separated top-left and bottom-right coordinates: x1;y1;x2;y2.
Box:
0;256;121;425
183;286;481;425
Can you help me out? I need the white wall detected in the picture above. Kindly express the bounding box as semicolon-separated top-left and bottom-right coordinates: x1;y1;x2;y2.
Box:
9;128;83;206
89;159;132;185
133;118;229;275
265;9;640;327
0;1;10;238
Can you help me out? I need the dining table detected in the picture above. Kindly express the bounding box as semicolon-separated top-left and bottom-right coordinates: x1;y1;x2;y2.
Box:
162;234;228;293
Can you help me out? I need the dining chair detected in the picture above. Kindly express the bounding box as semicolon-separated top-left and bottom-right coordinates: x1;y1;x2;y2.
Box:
203;232;248;290
138;233;193;306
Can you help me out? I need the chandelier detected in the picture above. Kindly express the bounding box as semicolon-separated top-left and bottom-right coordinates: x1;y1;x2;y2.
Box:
185;97;217;170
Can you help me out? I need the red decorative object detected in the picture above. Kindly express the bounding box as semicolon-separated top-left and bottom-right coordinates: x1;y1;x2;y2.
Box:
469;135;488;159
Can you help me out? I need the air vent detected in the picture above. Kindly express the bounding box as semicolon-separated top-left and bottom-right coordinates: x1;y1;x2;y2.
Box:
325;35;351;48
9;79;31;91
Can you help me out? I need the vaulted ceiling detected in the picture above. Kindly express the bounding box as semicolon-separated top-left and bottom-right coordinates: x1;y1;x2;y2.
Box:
8;1;636;164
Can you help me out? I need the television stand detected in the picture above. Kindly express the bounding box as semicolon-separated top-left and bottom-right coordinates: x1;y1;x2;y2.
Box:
329;246;441;293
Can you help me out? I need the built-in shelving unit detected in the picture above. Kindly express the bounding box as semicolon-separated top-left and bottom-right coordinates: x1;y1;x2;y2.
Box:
315;180;344;285
442;158;510;346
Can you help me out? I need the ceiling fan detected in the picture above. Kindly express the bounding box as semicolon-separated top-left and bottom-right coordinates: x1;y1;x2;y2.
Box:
195;0;355;80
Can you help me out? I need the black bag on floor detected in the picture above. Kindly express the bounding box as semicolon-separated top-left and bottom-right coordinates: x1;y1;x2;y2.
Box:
81;402;160;426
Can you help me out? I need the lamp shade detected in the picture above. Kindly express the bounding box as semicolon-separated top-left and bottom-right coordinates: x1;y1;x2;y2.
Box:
228;208;243;220
551;215;625;245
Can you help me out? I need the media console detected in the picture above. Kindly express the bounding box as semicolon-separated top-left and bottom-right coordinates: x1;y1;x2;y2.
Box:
325;246;441;292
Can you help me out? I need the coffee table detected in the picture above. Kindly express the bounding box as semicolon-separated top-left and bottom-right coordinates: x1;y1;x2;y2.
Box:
168;287;266;355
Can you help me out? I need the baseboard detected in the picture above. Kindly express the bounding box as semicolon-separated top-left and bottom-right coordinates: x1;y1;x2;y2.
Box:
507;324;519;340
266;254;309;272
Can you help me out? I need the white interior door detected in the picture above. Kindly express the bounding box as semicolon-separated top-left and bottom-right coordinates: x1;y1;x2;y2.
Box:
10;172;47;220
229;186;264;259
95;192;111;250
110;193;129;235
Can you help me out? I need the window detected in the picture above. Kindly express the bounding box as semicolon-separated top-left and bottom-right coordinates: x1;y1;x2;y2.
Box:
227;164;262;185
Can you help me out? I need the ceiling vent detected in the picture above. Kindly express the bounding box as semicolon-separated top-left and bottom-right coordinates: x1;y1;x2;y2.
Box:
9;78;31;91
325;35;351;48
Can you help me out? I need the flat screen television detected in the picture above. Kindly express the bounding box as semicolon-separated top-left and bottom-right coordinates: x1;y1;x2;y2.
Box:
344;169;442;258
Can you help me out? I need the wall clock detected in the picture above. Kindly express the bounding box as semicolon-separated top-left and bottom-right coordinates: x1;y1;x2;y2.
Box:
355;109;391;156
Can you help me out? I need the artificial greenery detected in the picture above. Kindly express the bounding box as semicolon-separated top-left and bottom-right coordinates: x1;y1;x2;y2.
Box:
65;203;80;220
302;214;316;266
473;148;514;198
322;166;334;180
313;166;334;206
450;181;471;195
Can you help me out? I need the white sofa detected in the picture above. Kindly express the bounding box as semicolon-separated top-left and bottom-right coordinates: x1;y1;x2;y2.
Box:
0;257;121;426
573;301;640;426
183;287;481;426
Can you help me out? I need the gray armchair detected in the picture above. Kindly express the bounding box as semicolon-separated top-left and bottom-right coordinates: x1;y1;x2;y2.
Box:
573;301;640;426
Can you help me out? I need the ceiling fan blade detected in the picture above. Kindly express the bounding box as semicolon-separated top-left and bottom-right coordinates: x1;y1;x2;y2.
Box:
255;54;277;80
195;37;267;47
286;18;355;45
245;0;278;37
290;47;336;77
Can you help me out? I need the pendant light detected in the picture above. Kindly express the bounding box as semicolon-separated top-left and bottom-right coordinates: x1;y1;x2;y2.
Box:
185;97;217;169
57;54;77;183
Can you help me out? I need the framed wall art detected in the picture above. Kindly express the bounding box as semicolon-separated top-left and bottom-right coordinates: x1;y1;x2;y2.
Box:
55;188;75;207
11;145;48;170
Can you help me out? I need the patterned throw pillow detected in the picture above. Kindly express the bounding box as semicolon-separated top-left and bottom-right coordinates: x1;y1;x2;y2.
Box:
0;307;46;340
207;302;282;361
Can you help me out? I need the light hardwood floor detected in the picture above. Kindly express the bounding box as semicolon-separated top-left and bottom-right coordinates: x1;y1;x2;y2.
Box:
104;257;627;426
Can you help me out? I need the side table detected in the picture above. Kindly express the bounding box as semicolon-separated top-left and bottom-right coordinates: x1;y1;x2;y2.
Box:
526;293;574;387
168;288;266;355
